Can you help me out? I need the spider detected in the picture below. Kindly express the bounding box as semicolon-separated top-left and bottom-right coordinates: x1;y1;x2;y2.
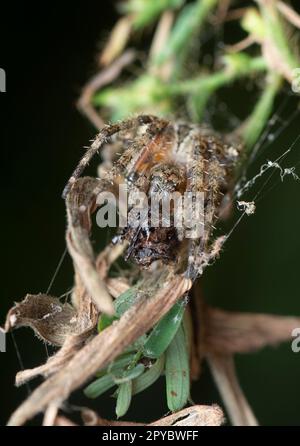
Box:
63;115;242;280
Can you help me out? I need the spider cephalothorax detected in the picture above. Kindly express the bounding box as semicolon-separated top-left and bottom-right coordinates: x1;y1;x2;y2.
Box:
64;115;242;278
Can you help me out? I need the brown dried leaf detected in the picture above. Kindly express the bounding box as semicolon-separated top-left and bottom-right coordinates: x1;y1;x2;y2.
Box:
15;330;93;386
9;236;128;386
54;416;78;426
150;404;224;426
207;354;258;426
204;307;300;354
106;277;130;298
99;17;133;66
5;294;76;346
78;50;136;130
277;0;300;29
82;404;224;427
7;274;191;426
96;242;128;280
66;177;116;315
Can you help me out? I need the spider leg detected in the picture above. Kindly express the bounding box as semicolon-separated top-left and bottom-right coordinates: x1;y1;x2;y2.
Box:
185;131;227;280
62;115;161;199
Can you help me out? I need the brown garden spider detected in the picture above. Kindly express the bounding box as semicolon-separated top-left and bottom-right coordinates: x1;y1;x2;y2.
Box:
63;114;242;281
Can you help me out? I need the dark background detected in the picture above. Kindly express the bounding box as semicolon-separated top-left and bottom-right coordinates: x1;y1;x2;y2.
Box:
1;1;300;426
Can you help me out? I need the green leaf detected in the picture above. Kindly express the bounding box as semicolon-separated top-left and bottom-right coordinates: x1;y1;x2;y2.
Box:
97;287;139;332
116;381;133;418
165;323;190;411
112;363;145;384
155;0;218;66
131;334;147;350
115;287;138;317
95;352;137;378
132;355;165;395
109;353;138;373
242;73;282;150
123;0;184;30
143;299;186;358
98;314;118;332
84;374;115;399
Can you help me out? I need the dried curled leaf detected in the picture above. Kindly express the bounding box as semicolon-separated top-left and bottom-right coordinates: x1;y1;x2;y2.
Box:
7;275;192;426
66;176;116;315
15;331;93;386
5;294;77;346
5;264;100;386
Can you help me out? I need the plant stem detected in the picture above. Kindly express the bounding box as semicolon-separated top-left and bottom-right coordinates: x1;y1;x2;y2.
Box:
154;0;218;68
242;72;282;151
164;54;267;120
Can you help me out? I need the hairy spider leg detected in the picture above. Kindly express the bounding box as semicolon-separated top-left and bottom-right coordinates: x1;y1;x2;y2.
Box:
62;115;161;199
185;133;227;280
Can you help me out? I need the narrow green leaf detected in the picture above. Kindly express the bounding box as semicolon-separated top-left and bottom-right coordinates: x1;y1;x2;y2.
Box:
123;0;184;30
116;381;133;418
114;288;148;349
143;299;186;358
109;353;138;373
131;334;147;350
242;73;282;150
97;287;139;331
84;374;115;399
98;314;118;332
112;363;145;384
96;353;137;377
155;0;218;65
165;324;190;411
132;355;165;395
115;287;138;317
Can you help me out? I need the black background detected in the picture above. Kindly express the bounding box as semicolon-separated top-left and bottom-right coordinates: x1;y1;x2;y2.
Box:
1;1;300;426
